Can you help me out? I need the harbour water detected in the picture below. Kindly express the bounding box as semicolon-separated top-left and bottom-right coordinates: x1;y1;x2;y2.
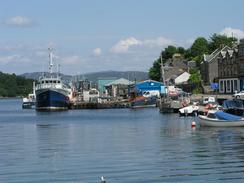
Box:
1;99;244;182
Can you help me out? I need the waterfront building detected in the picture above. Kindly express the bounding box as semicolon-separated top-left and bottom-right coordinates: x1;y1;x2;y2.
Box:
83;88;100;103
134;80;165;96
201;46;230;85
98;77;117;95
218;39;244;93
105;78;134;99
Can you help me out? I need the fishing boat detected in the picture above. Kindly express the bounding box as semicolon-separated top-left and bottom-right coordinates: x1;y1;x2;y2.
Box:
130;96;157;109
198;110;244;127
35;48;71;111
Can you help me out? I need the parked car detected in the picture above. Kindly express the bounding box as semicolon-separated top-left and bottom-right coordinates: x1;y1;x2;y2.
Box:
233;91;244;99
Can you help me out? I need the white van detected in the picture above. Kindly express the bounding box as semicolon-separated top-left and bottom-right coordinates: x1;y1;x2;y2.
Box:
142;90;160;98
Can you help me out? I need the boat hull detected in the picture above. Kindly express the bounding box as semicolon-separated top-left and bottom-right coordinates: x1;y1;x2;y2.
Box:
198;115;244;127
130;96;157;109
35;88;70;111
22;102;35;109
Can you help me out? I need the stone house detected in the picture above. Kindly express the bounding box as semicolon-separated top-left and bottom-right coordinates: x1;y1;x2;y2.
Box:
163;54;188;85
201;46;230;85
218;39;244;93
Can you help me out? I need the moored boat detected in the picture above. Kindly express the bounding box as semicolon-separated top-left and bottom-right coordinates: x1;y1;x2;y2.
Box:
22;82;36;109
198;110;244;127
179;104;199;116
222;99;244;116
130;96;157;109
35;48;71;111
22;93;36;109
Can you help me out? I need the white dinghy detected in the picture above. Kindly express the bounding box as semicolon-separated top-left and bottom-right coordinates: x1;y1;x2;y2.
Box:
198;110;244;127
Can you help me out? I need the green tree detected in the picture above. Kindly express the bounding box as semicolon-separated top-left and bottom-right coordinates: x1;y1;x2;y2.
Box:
149;45;185;81
189;69;202;93
148;58;161;81
0;71;34;97
177;47;185;55
190;37;209;58
162;45;177;59
209;33;237;52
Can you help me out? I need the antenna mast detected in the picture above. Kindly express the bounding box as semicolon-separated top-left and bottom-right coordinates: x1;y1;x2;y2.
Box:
48;47;53;74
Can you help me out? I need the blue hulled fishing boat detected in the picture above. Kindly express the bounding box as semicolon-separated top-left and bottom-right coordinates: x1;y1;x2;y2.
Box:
35;48;71;111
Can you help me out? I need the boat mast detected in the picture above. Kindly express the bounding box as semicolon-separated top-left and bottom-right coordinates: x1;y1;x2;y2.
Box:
161;54;165;85
48;48;53;74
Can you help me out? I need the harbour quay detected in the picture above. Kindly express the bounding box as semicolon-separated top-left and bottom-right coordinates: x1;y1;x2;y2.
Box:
70;101;129;109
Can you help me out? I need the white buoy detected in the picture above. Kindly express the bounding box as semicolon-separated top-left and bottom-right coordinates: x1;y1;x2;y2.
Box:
100;176;106;183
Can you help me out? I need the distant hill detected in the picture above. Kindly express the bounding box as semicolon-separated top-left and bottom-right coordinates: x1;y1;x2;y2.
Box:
81;71;148;83
20;72;72;82
20;71;149;83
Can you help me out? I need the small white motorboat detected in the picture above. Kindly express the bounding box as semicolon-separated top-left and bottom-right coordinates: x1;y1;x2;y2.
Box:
179;105;199;116
198;110;244;127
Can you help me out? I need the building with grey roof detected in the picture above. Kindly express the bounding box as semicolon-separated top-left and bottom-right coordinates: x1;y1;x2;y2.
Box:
201;46;230;85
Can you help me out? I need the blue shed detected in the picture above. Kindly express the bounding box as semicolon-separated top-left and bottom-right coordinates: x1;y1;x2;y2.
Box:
135;80;165;94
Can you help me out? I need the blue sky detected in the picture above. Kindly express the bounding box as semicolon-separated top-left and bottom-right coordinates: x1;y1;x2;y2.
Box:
0;0;244;74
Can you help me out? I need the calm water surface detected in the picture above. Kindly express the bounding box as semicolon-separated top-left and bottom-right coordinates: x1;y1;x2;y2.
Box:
1;99;244;183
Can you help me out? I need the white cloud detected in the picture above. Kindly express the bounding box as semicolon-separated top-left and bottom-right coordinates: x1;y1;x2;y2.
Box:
0;55;21;63
4;16;33;27
220;27;244;39
110;36;173;54
93;48;102;56
110;37;142;53
143;37;173;47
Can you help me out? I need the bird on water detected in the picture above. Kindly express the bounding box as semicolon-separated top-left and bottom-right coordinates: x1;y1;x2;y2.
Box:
100;176;106;183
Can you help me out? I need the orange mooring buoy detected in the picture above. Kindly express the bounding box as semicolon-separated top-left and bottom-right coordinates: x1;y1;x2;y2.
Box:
191;121;196;128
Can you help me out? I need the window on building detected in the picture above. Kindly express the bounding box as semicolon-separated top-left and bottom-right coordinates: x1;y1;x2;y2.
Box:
227;80;230;91
234;80;238;91
240;47;244;56
220;80;223;92
240;64;244;72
